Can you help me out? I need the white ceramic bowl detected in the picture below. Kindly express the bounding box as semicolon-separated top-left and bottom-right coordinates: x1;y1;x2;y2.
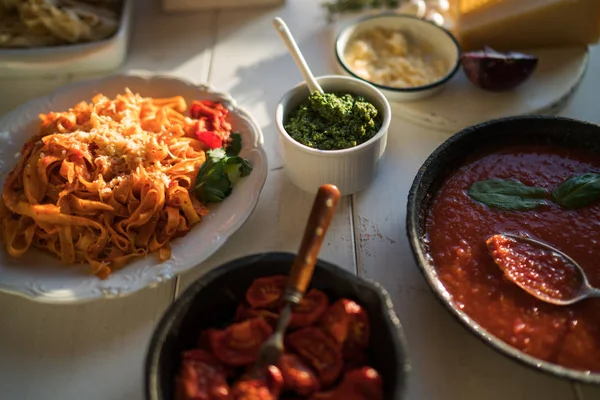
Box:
335;13;461;102
276;75;391;196
0;0;134;78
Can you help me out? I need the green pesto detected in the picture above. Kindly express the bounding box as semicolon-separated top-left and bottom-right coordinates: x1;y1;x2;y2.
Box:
284;92;382;151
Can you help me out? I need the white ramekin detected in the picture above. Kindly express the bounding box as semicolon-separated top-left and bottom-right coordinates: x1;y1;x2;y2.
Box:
275;75;391;196
334;13;461;102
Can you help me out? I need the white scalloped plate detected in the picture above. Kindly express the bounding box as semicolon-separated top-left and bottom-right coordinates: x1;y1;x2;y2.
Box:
0;74;268;304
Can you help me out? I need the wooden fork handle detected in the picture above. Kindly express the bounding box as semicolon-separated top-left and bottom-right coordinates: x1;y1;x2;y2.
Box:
285;184;341;304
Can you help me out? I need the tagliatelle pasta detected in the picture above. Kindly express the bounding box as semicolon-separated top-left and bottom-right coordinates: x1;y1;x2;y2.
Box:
0;89;233;279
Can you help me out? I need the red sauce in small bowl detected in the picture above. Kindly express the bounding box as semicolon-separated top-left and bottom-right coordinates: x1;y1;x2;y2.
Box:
426;145;600;371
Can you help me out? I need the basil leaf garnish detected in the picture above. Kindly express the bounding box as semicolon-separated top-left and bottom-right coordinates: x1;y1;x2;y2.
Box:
191;147;253;204
226;132;243;156
552;173;600;209
468;179;548;210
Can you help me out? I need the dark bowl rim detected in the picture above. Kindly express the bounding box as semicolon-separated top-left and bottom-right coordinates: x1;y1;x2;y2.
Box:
334;12;463;93
144;252;412;400
406;114;600;385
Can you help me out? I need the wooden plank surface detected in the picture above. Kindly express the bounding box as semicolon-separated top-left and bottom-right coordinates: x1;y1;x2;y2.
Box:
177;3;357;292
122;0;216;81
577;384;600;400
0;286;174;400
0;75;70;117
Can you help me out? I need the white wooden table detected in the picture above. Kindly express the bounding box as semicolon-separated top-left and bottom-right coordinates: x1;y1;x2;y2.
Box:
0;1;599;399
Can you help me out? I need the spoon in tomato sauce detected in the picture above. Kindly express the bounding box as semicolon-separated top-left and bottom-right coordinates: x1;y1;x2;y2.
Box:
487;233;600;305
253;184;341;374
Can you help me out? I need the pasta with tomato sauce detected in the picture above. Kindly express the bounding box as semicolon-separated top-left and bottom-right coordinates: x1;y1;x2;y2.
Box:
0;89;235;279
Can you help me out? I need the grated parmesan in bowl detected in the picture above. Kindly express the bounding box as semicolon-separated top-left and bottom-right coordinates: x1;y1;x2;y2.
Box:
335;14;462;102
344;27;449;88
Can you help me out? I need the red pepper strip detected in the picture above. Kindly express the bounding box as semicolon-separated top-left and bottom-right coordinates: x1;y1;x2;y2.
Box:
195;126;223;149
190;101;221;120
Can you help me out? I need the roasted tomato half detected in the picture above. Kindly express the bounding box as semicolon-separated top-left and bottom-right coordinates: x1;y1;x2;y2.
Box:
209;317;273;366
286;327;343;388
246;275;287;309
182;349;224;368
185;345;238;379
279;352;321;396
308;367;383;400
231;365;284;400
342;351;369;374
320;299;370;358
235;302;280;329
289;289;330;329
175;350;230;400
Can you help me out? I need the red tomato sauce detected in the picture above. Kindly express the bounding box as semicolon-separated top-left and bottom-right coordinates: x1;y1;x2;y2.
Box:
426;145;600;371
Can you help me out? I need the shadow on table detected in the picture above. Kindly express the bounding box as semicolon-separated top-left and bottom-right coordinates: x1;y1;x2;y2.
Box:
0;285;173;399
226;28;336;107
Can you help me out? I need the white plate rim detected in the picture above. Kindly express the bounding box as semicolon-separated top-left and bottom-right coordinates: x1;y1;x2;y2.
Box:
0;73;268;304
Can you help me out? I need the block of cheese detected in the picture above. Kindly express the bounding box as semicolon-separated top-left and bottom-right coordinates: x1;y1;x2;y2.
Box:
452;0;600;51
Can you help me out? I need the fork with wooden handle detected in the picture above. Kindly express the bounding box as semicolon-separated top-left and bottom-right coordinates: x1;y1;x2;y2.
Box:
253;184;341;373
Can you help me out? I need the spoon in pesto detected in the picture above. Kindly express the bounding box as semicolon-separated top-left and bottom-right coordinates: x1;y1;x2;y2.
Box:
273;17;325;95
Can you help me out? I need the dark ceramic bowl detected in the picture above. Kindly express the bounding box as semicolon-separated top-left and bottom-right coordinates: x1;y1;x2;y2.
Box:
406;115;600;384
145;252;410;399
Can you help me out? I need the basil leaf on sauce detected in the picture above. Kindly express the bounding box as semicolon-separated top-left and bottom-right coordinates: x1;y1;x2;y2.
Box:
552;173;600;209
468;179;548;210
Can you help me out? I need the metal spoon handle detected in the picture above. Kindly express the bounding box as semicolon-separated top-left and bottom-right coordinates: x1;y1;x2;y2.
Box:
285;184;341;304
272;17;324;95
501;233;583;270
587;287;600;299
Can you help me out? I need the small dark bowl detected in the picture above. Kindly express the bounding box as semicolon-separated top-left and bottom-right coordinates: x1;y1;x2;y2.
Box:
145;252;410;399
406;115;600;384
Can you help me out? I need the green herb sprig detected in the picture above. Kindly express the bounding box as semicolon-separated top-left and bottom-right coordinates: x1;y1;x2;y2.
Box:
552;173;600;209
190;132;253;204
468;180;548;211
468;173;600;211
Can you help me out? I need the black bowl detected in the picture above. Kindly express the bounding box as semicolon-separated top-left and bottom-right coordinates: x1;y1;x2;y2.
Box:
145;252;410;399
406;115;600;384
